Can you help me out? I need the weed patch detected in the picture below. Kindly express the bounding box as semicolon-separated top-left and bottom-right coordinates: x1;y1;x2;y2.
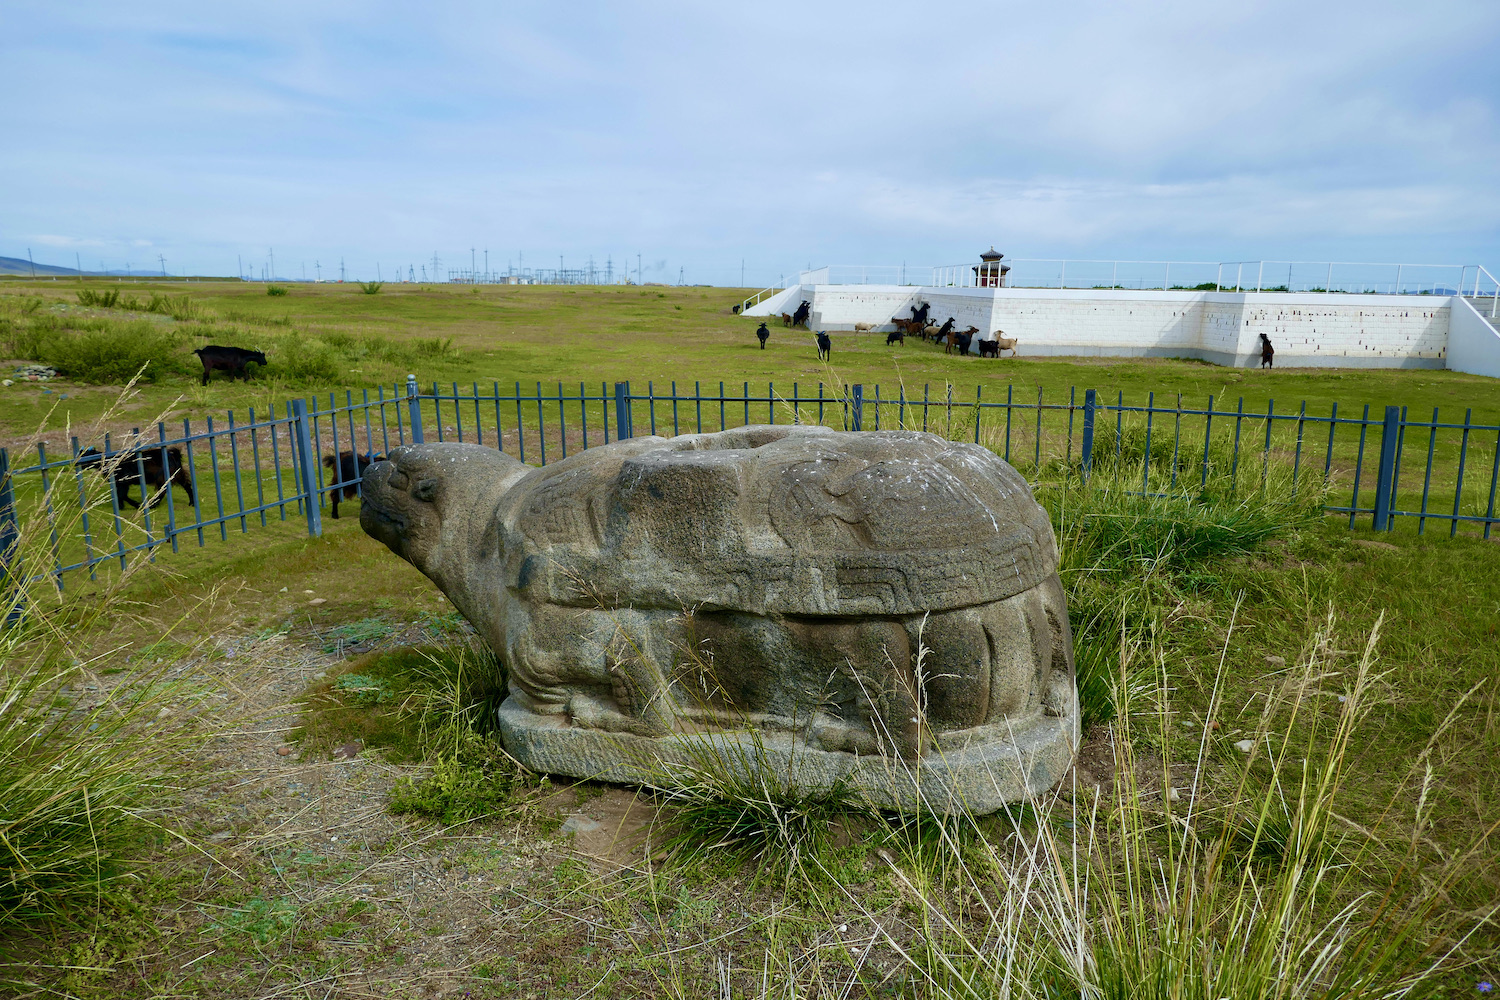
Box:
210;897;300;945
388;731;538;825
320;616;397;653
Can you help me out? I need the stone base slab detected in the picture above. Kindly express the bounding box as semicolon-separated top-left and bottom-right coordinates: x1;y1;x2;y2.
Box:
497;696;1079;816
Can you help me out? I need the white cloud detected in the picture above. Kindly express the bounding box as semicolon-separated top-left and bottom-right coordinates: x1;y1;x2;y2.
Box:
0;0;1495;277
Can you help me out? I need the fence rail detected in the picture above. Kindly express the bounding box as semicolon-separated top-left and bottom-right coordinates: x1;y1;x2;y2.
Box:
3;376;1497;592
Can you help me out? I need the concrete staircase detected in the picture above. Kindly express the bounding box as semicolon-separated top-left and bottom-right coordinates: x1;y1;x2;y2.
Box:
1465;297;1500;332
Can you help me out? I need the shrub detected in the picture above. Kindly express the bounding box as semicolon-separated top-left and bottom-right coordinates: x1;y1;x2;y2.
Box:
413;336;454;358
359;281;383;295
142;292;206;321
266;285;288;297
19;321;192;383
256;333;340;384
76;288;120;308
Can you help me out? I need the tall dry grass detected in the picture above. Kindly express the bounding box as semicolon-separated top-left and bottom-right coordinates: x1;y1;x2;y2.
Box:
0;383;216;941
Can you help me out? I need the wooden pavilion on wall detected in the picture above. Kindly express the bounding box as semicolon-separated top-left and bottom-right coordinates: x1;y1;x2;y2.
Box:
974;247;1011;288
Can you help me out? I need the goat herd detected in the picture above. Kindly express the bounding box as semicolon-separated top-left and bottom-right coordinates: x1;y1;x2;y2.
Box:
70;446;380;521
757;300;1018;360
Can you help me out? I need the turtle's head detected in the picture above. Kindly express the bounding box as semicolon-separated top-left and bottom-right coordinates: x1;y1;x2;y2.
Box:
360;443;526;595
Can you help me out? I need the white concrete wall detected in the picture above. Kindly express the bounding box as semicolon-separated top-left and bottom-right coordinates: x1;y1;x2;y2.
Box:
1448;297;1500;378
749;284;1456;370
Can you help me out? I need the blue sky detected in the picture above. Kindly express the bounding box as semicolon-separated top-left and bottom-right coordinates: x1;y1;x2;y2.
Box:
3;1;1497;284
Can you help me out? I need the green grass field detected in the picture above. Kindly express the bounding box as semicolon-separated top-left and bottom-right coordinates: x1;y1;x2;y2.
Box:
4;278;1499;442
3;277;1498;996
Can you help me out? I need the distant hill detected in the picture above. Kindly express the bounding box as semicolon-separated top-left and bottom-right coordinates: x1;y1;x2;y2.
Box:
0;255;80;277
0;256;233;279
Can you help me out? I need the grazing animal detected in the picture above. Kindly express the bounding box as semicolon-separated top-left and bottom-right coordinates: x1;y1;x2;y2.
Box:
933;318;957;349
780;312;794;328
816;331;832;361
990;334;1019;358
854;322;874;333
886;329;905;346
193;345;267;386
909;302;931;327
892;318;924;338
941;321;971;355
791;300;812;329
922;325;941;342
322;451;384;519
1259;334;1275;369
77;445;195;511
978;339;999;358
756;322;770;349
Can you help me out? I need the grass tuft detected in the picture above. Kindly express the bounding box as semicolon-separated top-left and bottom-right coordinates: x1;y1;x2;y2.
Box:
0;388;215;941
642;732;872;882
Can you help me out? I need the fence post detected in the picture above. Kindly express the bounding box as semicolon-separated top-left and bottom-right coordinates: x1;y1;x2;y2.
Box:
290;398;323;538
405;374;425;444
1080;389;1097;479
614;382;632;440
1373;405;1401;531
0;448;21;627
851;384;864;431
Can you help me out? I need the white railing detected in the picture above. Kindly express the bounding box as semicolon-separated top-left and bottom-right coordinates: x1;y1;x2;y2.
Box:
1473;266;1500;318
783;259;1499;301
740;276;796;313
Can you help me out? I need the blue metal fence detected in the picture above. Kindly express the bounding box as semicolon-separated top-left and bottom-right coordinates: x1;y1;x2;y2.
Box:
2;376;1497;591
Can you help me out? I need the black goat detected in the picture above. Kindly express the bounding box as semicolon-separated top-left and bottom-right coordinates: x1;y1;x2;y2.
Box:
978;339;1000;358
77;445;195;511
816;331;832;361
756;322;770;349
955;331;974;355
194;345;267;385
886;329;905;346
791;300;812;329
1260;334;1275;369
322;451;384;519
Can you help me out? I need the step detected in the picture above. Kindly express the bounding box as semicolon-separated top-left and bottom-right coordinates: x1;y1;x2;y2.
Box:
1463;297;1500;331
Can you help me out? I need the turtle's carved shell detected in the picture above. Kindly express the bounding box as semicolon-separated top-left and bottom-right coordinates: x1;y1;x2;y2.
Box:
499;425;1057;616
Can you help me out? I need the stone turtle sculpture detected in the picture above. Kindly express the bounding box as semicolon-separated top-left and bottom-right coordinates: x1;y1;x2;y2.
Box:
360;425;1077;813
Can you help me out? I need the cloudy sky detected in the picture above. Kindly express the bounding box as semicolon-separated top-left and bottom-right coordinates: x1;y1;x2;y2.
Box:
3;1;1498;284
